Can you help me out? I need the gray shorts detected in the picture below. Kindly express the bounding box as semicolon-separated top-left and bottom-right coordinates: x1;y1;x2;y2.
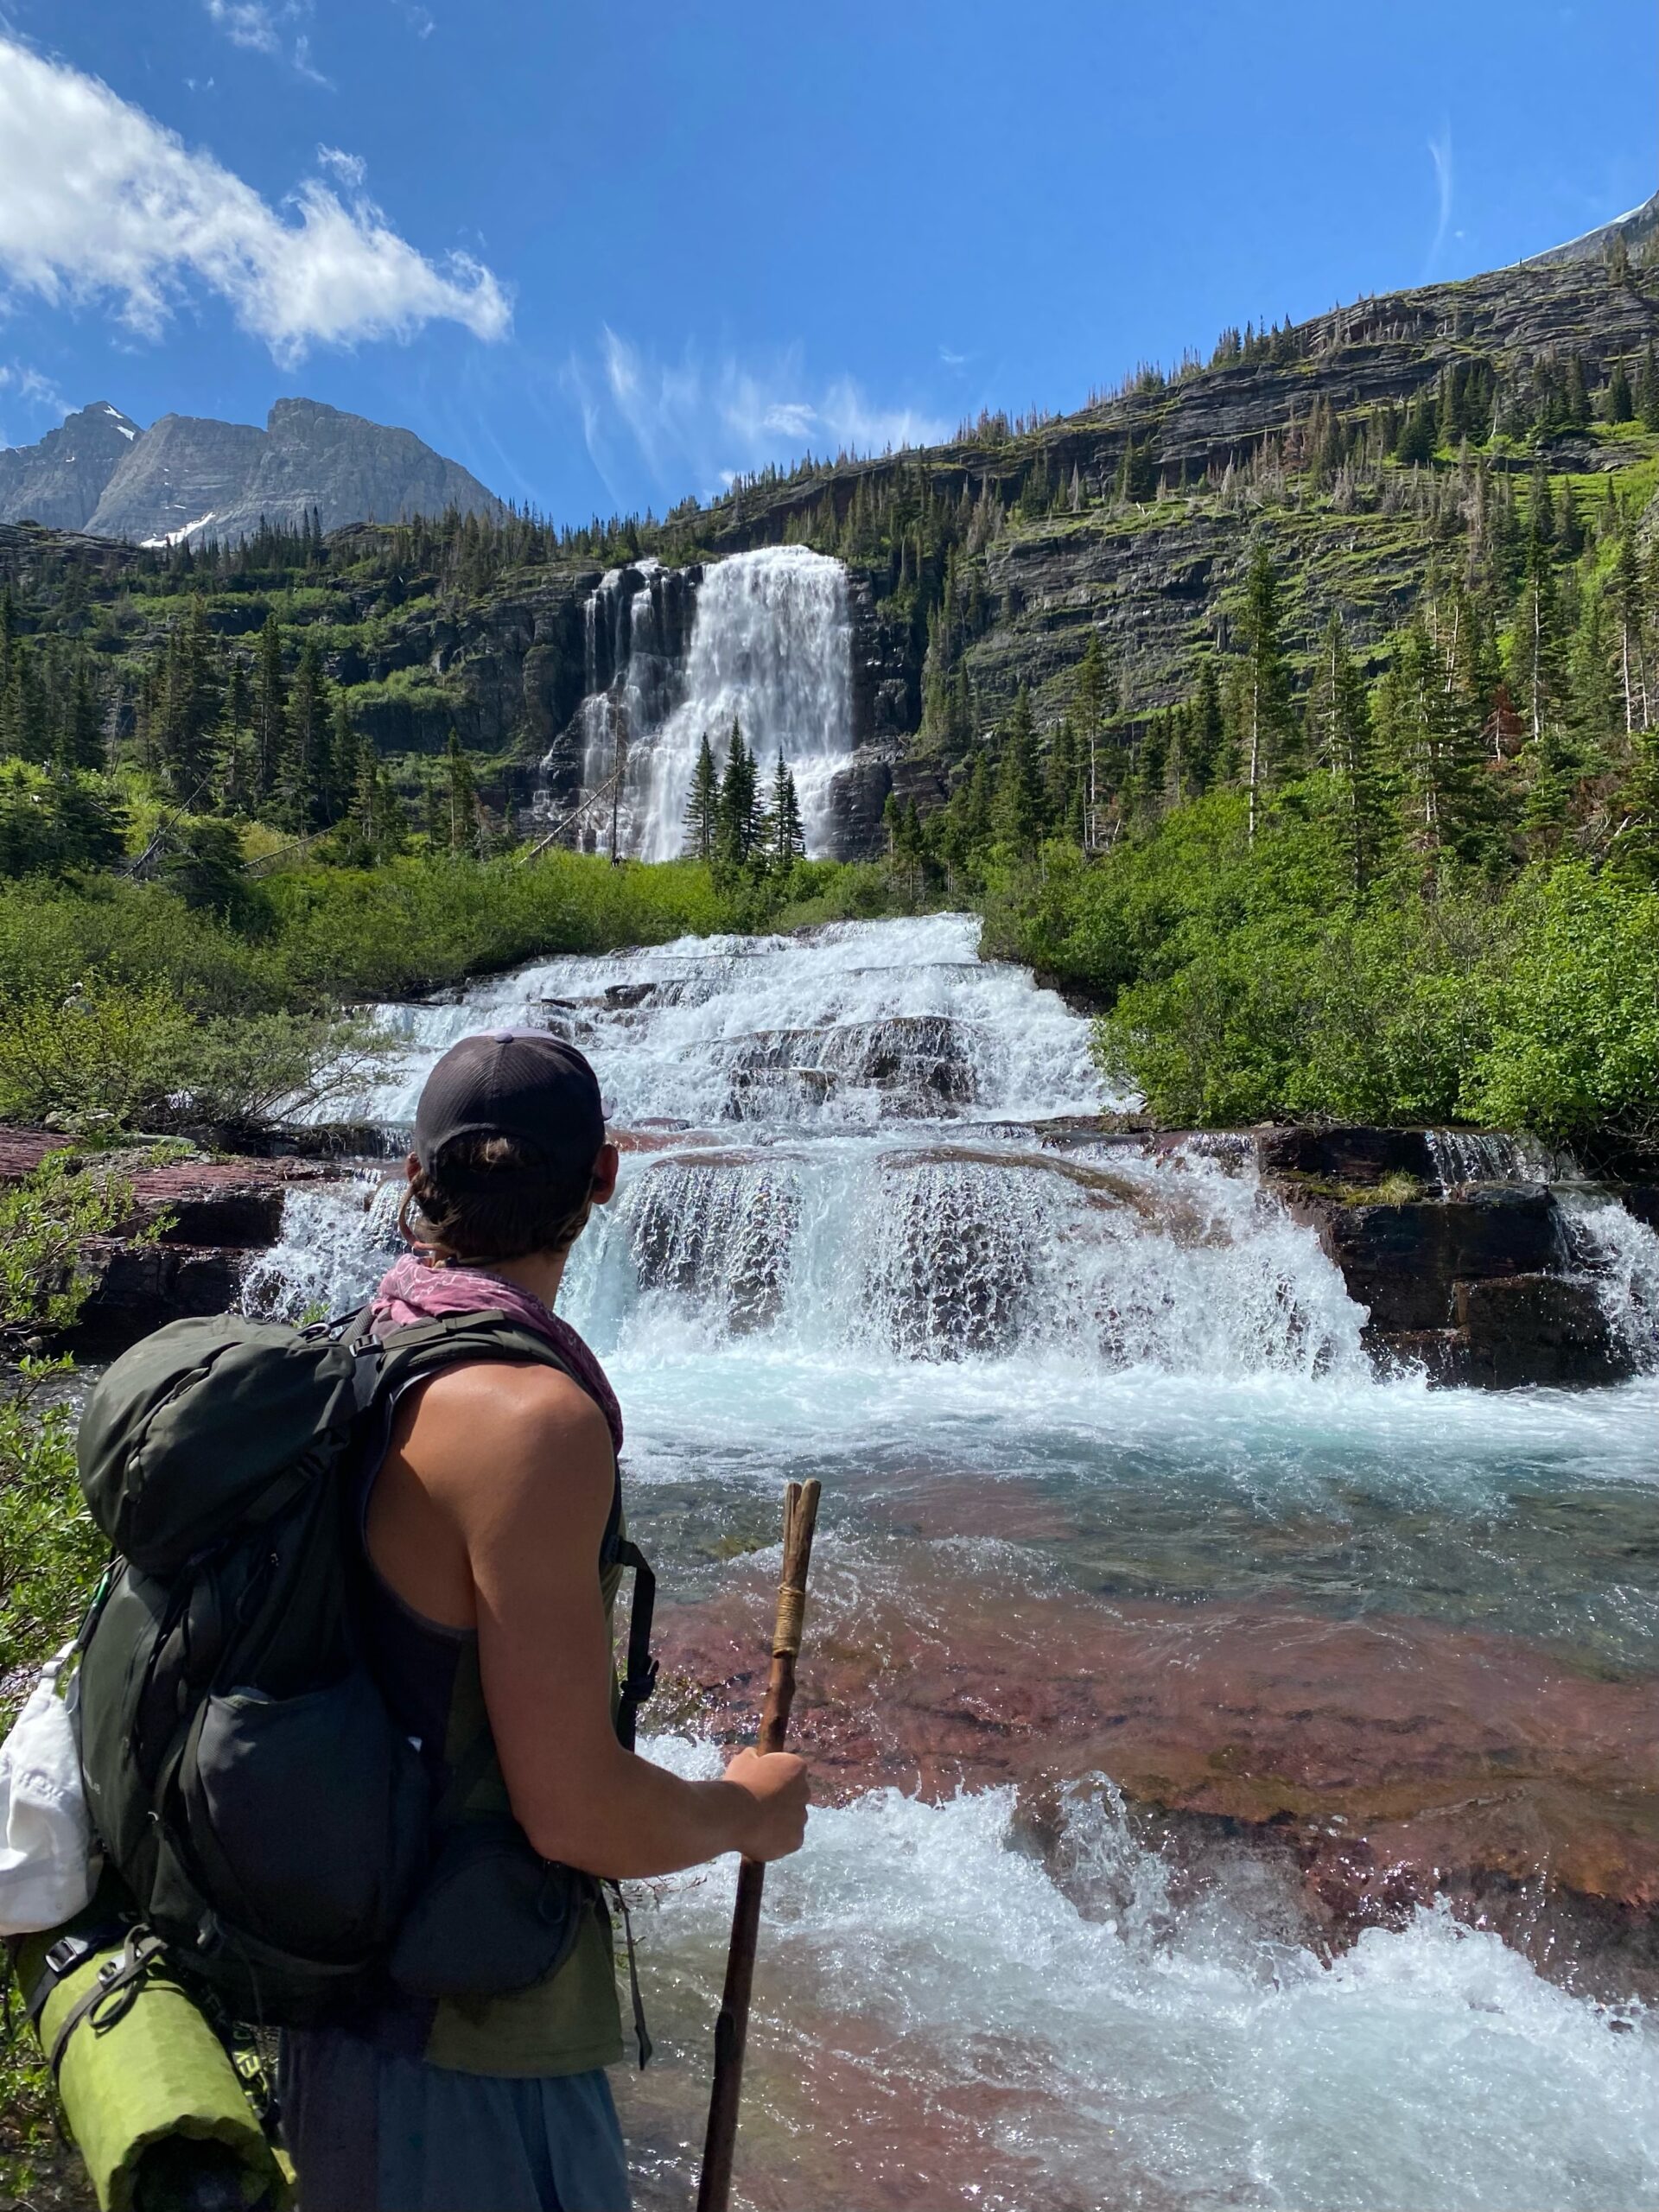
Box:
280;2028;632;2212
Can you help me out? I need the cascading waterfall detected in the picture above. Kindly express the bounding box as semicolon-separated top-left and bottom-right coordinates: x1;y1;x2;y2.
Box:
550;545;854;861
267;915;1359;1376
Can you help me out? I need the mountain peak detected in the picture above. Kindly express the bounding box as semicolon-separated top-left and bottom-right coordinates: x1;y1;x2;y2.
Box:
1522;187;1659;267
0;397;502;544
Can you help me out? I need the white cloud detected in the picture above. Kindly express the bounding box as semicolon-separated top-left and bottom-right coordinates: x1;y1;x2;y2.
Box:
203;0;329;82
0;36;512;364
205;0;283;55
0;363;68;416
316;143;367;188
938;345;969;368
565;327;947;504
0;362;71;449
1422;124;1454;283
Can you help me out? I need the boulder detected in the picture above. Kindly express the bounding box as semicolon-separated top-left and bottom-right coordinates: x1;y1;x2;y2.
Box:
1457;1273;1623;1388
1287;1185;1562;1332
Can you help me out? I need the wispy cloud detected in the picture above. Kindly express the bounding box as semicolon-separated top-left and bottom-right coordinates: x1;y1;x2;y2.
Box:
1422;124;1454;283
203;0;330;83
0;36;511;364
0;362;68;420
393;2;437;35
564;327;948;505
938;345;969;368
315;143;367;189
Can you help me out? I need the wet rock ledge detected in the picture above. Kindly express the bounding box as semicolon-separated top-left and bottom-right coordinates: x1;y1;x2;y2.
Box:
1254;1126;1655;1388
0;1128;347;1356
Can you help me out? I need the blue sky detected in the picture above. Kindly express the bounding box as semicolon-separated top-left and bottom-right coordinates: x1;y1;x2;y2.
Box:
0;2;1653;524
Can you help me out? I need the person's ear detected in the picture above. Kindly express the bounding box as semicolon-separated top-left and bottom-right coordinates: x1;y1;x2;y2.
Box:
590;1141;620;1206
405;1151;420;1186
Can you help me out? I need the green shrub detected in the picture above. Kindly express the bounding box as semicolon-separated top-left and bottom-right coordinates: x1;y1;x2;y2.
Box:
0;977;386;1134
1465;863;1659;1140
0;1152;154;1332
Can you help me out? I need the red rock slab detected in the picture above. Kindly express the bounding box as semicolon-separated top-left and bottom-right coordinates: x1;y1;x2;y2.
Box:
121;1155;339;1248
652;1564;1659;1928
0;1128;340;1248
0;1125;73;1179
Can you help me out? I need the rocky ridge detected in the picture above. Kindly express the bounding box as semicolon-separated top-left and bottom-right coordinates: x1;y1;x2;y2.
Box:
0;397;503;547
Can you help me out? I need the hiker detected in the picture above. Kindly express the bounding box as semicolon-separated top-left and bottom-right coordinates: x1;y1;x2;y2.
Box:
280;1029;810;2212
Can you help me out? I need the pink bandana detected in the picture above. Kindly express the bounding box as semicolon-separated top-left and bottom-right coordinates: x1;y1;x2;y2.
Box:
369;1250;623;1452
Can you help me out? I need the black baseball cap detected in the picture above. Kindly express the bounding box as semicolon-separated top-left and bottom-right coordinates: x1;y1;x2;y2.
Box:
413;1030;606;1192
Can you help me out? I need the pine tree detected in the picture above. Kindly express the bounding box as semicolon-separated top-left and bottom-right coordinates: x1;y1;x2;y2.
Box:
1073;632;1115;845
255;613;285;805
1517;526;1568;744
63;656;105;772
282;635;327;830
218;661;253;809
768;748;804;867
1556;478;1585;560
715;718;759;863
683;732;719;861
1236;543;1294;841
1186;656;1224;794
1641;342;1659;433
1117;437;1158;503
330;693;356;829
1605;356;1635;423
1613;531;1649;733
1394;395;1437;465
1308;612;1390;893
1566;587;1619;763
1044;716;1080;828
1529;453;1555;547
1388;615;1488;867
992;686;1046;855
1565;353;1591;427
443;734;480;854
158;599;220;800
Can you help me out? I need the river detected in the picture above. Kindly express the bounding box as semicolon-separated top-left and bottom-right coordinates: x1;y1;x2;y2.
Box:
247;912;1659;2210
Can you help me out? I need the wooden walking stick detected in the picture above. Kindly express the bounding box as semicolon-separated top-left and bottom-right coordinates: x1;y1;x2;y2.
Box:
695;1478;820;2212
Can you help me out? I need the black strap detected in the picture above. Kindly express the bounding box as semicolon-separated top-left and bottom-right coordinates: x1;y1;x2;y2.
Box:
605;1881;653;2069
46;1927;166;2079
613;1538;658;1754
21;1921;129;2028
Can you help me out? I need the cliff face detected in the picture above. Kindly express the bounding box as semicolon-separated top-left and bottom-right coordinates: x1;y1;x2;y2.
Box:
0;403;141;530
0;397;504;544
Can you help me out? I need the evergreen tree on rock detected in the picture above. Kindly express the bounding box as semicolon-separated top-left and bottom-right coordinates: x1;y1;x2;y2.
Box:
683;731;719;861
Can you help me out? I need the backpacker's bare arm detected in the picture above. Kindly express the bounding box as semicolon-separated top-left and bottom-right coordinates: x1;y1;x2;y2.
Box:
368;1362;808;1879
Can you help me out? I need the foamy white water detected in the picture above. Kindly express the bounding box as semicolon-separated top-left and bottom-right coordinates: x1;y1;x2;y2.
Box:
556;545;854;861
626;1738;1659;2212
315;914;1115;1129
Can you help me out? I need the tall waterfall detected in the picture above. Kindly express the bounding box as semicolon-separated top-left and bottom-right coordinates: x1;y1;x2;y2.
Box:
562;545;854;861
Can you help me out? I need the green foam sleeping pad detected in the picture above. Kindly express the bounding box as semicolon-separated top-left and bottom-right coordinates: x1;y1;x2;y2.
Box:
15;1928;292;2212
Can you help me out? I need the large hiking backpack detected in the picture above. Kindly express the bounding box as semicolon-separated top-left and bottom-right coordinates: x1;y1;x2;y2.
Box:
73;1307;655;2028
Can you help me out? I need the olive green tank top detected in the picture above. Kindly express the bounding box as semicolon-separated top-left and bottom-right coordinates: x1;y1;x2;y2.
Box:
354;1389;629;2076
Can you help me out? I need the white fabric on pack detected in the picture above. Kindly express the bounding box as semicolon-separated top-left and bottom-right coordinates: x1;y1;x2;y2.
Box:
0;1645;96;1936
